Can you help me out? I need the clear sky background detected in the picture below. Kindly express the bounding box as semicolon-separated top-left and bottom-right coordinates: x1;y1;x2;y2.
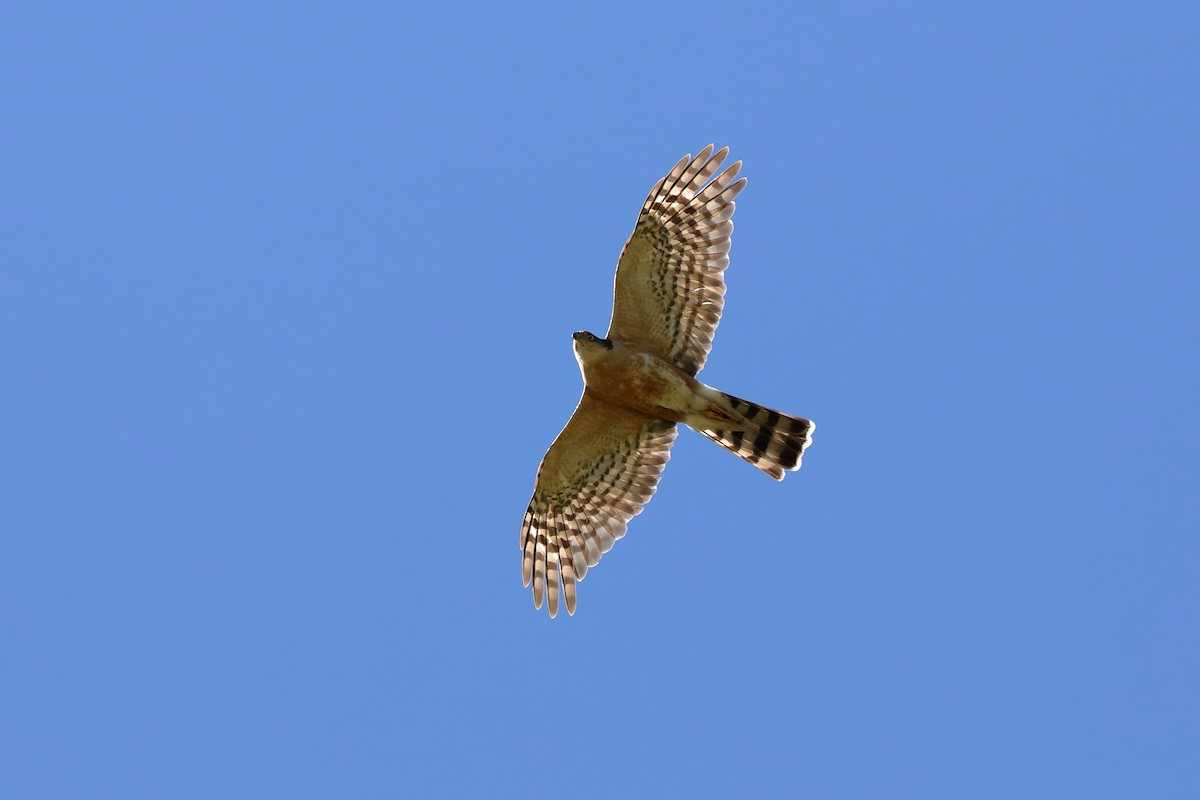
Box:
3;2;1197;797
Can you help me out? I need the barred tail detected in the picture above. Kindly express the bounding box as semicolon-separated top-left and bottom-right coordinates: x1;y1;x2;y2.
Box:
694;392;814;480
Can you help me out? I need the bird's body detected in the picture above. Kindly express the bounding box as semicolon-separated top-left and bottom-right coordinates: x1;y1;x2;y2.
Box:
521;146;814;617
572;332;699;423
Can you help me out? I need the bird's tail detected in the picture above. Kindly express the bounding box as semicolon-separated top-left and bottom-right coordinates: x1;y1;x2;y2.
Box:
690;391;814;480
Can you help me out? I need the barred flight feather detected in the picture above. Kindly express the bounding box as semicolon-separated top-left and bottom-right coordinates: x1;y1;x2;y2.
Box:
609;145;746;377
520;393;677;617
696;393;815;480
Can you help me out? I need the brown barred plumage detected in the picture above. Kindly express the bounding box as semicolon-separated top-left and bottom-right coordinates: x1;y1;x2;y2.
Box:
521;146;815;617
609;144;743;377
521;397;676;617
695;393;815;481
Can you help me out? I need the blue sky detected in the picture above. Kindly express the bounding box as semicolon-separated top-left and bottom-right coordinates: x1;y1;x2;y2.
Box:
2;2;1197;797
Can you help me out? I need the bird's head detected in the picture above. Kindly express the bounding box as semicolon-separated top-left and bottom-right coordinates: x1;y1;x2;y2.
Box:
572;330;613;362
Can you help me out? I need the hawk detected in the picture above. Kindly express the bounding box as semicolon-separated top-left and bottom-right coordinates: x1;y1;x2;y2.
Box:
521;145;814;617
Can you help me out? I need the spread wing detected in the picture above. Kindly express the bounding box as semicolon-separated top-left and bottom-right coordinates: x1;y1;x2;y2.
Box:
606;145;746;376
520;391;678;617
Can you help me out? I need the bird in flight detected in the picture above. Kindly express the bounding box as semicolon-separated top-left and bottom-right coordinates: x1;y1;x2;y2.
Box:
521;145;814;617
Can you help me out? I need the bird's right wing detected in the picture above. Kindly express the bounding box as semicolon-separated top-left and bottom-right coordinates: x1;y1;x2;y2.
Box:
521;391;678;617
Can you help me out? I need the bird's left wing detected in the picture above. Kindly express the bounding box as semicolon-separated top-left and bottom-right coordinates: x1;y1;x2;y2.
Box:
607;145;746;376
521;391;678;617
